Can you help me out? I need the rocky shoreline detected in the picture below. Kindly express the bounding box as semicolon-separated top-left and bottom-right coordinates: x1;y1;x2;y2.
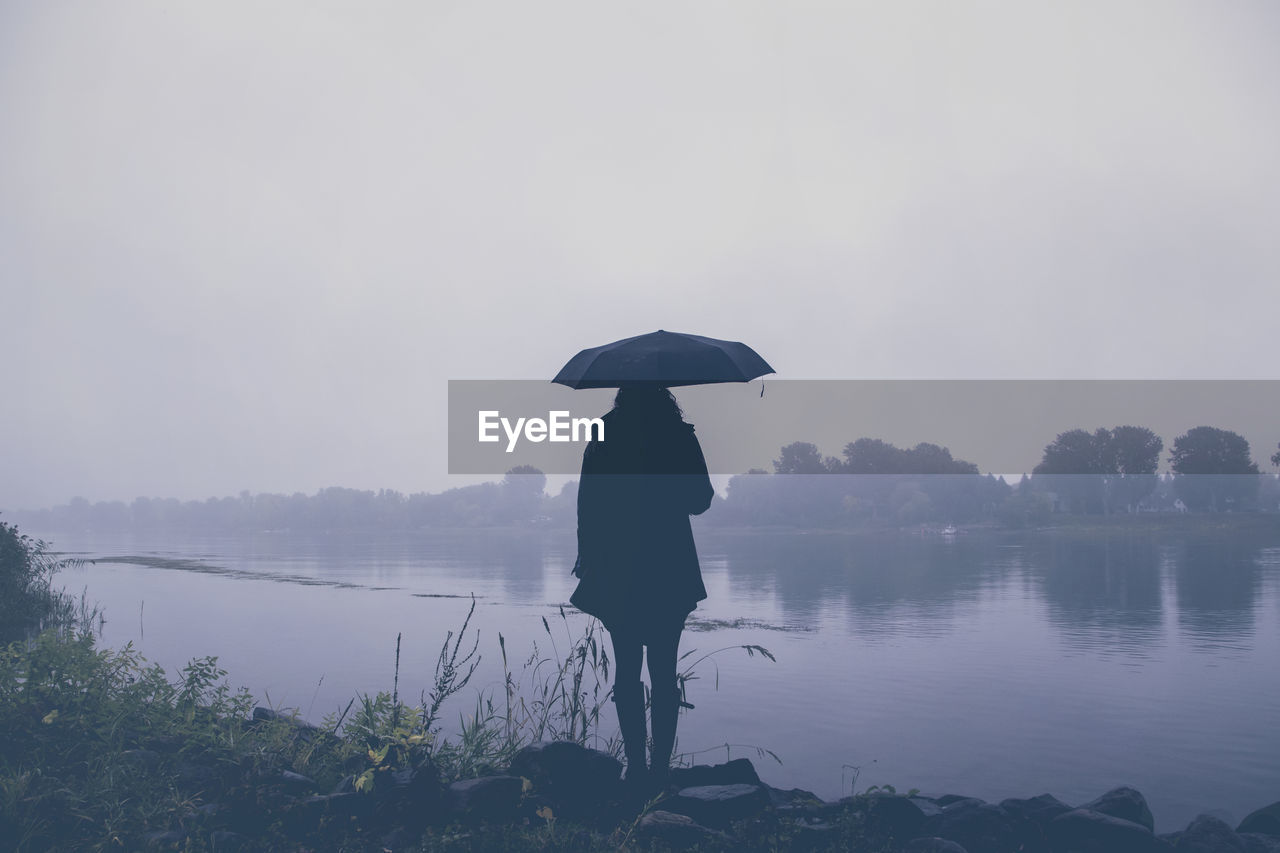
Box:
140;717;1280;852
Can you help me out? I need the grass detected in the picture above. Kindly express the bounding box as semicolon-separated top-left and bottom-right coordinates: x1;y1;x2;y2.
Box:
342;599;779;788
0;520;102;643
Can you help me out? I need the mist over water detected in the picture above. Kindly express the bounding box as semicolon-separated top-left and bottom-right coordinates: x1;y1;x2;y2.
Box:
39;523;1280;833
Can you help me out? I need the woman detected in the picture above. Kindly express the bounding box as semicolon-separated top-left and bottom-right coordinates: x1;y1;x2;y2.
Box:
570;384;715;792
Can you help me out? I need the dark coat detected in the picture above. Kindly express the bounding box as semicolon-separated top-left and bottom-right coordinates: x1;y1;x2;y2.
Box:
569;409;715;633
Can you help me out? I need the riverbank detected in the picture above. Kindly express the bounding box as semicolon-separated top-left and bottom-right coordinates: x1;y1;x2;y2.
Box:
2;631;1278;852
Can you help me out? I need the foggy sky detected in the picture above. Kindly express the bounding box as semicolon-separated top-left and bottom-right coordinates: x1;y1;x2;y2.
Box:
3;2;1278;509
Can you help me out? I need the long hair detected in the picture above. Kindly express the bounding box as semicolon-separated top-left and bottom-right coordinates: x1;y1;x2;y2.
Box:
612;384;684;423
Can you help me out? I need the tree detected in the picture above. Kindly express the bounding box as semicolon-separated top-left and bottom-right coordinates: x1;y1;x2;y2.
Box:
1110;426;1163;474
1034;429;1109;475
498;466;547;522
773;442;830;474
840;438;904;474
718;469;778;525
833;438;986;522
1032;426;1163;513
1032;428;1111;513
1107;425;1163;512
502;465;547;497
1169;426;1259;511
902;442;979;475
1271;442;1280;469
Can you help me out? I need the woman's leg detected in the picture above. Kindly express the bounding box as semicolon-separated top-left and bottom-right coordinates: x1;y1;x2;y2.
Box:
611;627;644;686
610;627;647;782
645;615;686;784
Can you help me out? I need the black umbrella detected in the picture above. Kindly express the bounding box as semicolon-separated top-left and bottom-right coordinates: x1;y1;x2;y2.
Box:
552;330;774;389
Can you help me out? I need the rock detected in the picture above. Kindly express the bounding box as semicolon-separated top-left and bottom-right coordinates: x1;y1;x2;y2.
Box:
1050;807;1160;852
176;762;221;792
669;757;762;789
298;792;369;819
790;816;840;848
381;758;445;825
1173;814;1248;852
207;830;248;851
766;785;826;811
119;749;162;771
445;775;523;821
925;799;1018;853
633;809;729;846
1243;834;1280;853
142;829;188;849
283;792;371;838
333;774;355;794
388;757;441;794
905;838;970;853
185;802;224;822
274;769;319;790
999;793;1073;852
1079;786;1156;832
1241;802;1280;837
665;783;772;828
860;794;928;842
935;794;984;807
999;793;1072;825
252;706;315;728
507;741;621;814
251;706;327;742
910;797;945;818
220;798;272;837
143;733;185;753
380;826;419;850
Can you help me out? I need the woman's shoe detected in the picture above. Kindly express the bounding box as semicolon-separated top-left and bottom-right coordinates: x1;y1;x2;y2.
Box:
648;681;680;795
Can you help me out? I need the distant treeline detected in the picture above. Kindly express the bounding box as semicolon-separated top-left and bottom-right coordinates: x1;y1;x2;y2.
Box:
12;428;1279;533
9;467;566;534
730;425;1278;526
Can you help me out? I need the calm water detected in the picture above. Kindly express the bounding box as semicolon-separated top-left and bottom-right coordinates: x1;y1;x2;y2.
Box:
40;523;1280;832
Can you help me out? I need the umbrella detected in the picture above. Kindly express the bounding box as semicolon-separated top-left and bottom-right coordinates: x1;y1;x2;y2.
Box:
552;330;774;389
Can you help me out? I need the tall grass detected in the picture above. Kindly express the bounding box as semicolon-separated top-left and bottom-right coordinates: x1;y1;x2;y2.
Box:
0;520;101;642
335;599;777;789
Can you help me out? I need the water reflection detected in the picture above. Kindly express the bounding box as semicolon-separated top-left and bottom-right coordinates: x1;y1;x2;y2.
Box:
1173;535;1263;648
701;528;1275;652
701;532;1009;637
1024;533;1164;654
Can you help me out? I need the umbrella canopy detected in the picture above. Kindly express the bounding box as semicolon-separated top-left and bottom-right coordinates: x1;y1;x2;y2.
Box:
553;330;774;389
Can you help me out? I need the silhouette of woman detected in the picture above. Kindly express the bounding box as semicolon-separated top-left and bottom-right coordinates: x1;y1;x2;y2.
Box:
570;384;714;792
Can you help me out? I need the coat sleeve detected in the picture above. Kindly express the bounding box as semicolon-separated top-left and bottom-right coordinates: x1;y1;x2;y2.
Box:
679;430;715;516
574;440;604;577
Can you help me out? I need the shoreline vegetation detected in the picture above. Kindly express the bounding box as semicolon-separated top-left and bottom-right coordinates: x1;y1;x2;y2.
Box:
4;522;1280;851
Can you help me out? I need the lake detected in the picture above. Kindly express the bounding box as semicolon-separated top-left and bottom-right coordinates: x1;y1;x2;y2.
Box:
38;522;1280;832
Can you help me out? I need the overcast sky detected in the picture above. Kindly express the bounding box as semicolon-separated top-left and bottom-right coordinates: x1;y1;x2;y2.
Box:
3;2;1278;509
